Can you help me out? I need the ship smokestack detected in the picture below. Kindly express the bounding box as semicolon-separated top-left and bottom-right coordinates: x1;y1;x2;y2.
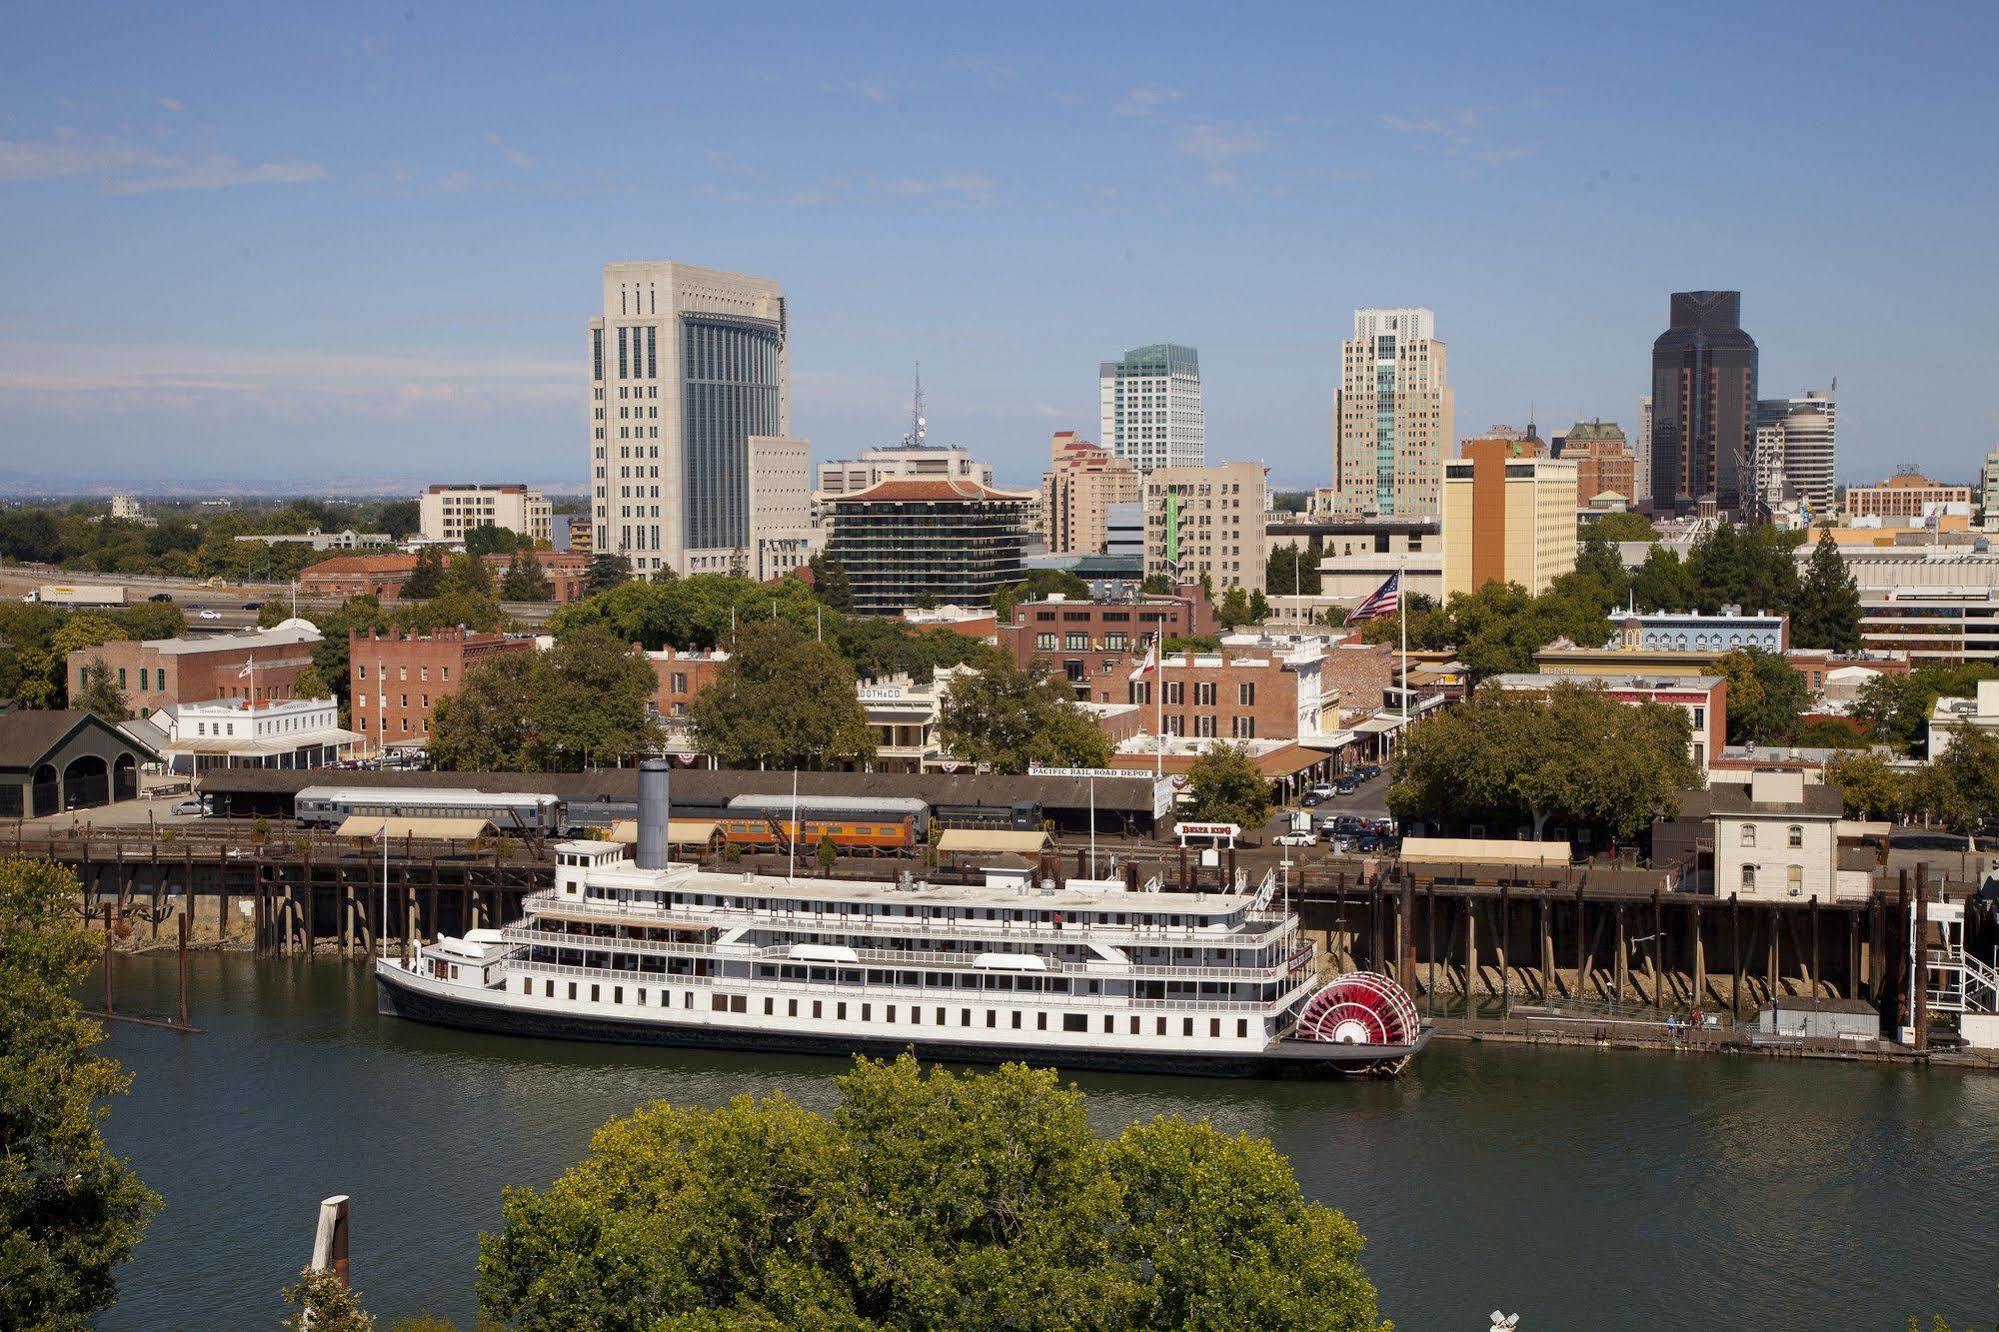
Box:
636;759;670;870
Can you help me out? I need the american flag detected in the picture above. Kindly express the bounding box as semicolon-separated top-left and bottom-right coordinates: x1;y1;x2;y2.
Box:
1343;572;1401;625
1127;639;1158;681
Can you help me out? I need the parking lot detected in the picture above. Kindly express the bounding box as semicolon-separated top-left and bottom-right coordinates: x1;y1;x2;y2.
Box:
1263;765;1398;850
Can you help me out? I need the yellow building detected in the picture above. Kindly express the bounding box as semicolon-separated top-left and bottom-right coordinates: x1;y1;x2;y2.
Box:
1441;438;1577;600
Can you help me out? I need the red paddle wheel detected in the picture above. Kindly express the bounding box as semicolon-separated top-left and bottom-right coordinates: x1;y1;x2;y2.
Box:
1295;971;1422;1073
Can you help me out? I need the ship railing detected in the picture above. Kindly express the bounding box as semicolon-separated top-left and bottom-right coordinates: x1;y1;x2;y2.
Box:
504;924;1302;984
505;957;1318;1014
523;889;1296;947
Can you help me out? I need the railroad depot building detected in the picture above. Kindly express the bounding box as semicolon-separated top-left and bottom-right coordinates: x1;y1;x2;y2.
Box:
0;709;157;818
349;627;538;752
65;621;323;719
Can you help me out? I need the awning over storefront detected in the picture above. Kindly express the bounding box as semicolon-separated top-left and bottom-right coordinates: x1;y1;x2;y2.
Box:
937;829;1053;854
1399;836;1572;867
335;815;492;840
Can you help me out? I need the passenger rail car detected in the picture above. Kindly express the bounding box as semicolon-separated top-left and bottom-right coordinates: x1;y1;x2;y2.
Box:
294;786;565;836
720;794;928;855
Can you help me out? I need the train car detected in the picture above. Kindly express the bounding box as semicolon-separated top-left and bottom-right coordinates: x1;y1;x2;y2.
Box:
294;786;565;836
931;800;1044;833
721;794;927;856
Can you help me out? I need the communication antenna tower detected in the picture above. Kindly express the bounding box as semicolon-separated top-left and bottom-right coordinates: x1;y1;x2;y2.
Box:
902;363;929;449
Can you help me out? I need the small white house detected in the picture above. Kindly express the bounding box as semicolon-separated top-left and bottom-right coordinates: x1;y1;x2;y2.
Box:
1701;770;1859;902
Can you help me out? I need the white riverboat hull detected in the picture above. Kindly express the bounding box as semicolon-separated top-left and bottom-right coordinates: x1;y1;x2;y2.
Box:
375;959;1430;1079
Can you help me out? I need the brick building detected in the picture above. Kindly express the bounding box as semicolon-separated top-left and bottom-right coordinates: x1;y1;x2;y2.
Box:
999;589;1215;702
66;623;322;719
301;551;591;603
1125;640;1338;741
348;627;538;751
643;646;730;750
1488;672;1727;774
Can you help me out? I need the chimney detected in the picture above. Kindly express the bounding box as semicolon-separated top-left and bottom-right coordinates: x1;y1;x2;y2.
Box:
635;758;671;870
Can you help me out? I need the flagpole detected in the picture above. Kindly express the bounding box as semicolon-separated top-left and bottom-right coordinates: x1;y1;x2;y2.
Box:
1399;555;1408;726
379;820;390;960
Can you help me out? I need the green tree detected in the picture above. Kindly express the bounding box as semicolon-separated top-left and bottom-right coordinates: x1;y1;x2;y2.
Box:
688;620;876;770
393;589;505;636
463;525;521;559
808;552;853;613
447;552;494;598
1793;529;1862;652
1915;727;1999;848
73;655;128;721
1825;750;1914;820
1628;545;1695;611
1686;519;1801;614
1714;648;1810;746
375;499;421;539
290;664;335;700
431;629;660;771
1855;663;1999;754
1390;682;1697;841
474;1054;1386;1332
401;545;448;599
281;1267;376;1332
1266;539;1323;596
1585;511;1660;544
990;568;1091;624
585;551;633;596
815;833;838;874
0;859;161;1330
1182;741;1273;831
501;548;551;602
938;656;1113;774
1139;573;1171;596
1215;585;1254;629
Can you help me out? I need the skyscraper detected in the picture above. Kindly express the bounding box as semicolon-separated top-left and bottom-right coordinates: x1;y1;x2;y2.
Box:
1754;387;1837;517
1330;308;1454;517
589;262;803;578
1648;291;1759;516
1099;344;1204;473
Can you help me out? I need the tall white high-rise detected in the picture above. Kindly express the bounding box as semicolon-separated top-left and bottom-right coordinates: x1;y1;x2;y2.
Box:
588;262;804;578
1099;344;1205;473
1330;308;1453;516
1754;387;1837;518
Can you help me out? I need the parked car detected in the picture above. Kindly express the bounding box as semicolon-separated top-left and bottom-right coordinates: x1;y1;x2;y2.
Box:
170;798;205;817
1334;778;1358;795
1301;792;1325;809
1307;783;1335;800
197;609;221;620
1331;816;1367;835
148;591;174;603
1273;832;1316;848
1354;764;1381;782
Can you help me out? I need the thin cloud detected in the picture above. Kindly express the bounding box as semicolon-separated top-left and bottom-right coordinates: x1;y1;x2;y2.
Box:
878;172;997;206
0;131;326;194
1176;123;1269;187
0;340;573;418
156;96;185;112
830;78;897;103
954;57;1016;90
1380;107;1486;144
482;132;533;169
1116;84;1183;116
436;169;484;192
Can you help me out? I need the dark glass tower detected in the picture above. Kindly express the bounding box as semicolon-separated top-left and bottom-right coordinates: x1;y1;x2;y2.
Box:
1648;291;1758;515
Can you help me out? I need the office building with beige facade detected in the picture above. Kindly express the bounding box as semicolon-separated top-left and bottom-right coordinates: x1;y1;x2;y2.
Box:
589;261;799;578
815;443;993;497
419;484;553;546
1845;472;1973;522
1143;461;1268;594
1329;308;1454;517
1040;431;1141;555
1442;438;1578;599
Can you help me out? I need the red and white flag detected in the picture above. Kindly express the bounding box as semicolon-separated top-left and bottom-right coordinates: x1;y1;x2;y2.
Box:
1343;572;1401;625
1128;639;1158;681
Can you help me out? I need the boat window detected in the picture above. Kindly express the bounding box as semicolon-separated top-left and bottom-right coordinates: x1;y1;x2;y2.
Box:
1183;1018;1193;1037
1037;1012;1048;1031
1238;1019;1249;1038
1061;1013;1087;1033
1011;1011;1022;1029
886;1005;896;1023
962;1008;973;1027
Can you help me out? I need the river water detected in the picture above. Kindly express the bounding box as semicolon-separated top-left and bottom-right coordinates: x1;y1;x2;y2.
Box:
89;954;1999;1331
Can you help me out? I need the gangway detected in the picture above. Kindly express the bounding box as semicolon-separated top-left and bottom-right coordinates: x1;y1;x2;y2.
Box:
1910;894;1999;1048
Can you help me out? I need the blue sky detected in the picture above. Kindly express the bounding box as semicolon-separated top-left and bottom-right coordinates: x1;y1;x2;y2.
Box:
3;1;1996;494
